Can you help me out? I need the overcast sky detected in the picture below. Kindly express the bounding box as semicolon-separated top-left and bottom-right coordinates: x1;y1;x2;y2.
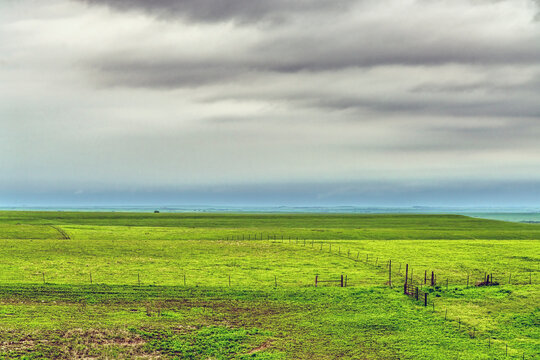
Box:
1;0;540;206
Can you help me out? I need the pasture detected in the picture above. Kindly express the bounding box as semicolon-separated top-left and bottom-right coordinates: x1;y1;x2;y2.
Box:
0;211;538;359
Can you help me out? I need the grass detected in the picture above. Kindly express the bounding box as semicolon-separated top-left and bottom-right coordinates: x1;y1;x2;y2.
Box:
0;211;538;359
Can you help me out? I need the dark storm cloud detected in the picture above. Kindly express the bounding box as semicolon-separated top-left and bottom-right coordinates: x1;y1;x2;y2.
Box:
76;0;355;23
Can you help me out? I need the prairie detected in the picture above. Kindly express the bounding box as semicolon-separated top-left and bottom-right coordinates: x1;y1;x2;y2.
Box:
0;212;538;359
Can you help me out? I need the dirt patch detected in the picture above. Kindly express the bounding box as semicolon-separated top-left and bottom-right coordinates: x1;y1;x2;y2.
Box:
248;340;273;354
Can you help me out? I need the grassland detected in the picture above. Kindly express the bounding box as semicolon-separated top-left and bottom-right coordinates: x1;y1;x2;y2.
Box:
0;211;538;359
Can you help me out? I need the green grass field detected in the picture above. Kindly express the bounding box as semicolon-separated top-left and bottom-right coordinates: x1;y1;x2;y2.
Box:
0;211;538;359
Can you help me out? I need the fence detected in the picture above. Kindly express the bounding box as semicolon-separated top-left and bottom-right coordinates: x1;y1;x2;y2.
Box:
278;238;536;359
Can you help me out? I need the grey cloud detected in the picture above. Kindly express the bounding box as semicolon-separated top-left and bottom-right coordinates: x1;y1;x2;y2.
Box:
88;32;540;89
75;0;355;23
4;0;540;208
306;93;540;119
79;0;540;123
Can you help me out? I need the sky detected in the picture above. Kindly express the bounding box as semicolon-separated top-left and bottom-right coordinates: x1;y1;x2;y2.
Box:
1;0;540;207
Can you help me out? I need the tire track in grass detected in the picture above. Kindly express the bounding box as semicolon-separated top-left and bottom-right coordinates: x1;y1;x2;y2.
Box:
49;225;70;240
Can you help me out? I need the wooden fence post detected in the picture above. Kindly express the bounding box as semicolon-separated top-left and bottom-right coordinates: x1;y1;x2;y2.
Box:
340;274;344;288
467;273;469;288
404;264;409;294
424;292;428;306
431;271;435;286
315;275;318;287
389;260;392;287
424;270;427;285
415;287;418;300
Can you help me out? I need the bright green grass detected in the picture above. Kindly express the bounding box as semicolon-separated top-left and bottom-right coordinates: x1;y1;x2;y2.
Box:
3;211;540;240
1;285;535;359
0;211;538;359
0;239;385;286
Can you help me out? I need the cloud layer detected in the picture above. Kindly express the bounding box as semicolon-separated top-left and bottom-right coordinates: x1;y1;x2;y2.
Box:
1;0;540;205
